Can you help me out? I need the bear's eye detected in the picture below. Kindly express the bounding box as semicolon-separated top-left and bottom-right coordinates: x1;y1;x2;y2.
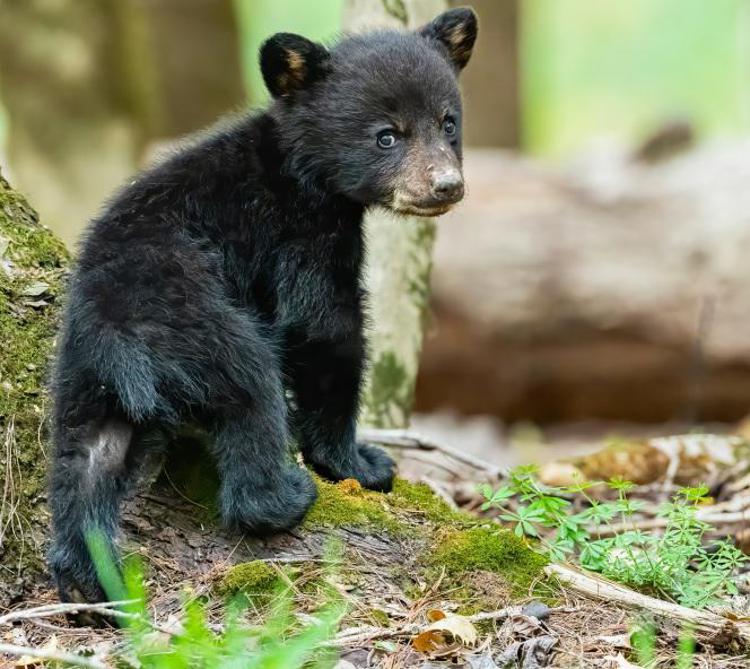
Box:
443;117;457;136
377;130;397;149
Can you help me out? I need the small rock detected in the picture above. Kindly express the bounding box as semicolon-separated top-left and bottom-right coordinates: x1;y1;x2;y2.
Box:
521;601;552;621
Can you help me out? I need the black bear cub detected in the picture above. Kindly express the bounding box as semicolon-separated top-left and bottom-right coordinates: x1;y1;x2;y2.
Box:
49;8;477;604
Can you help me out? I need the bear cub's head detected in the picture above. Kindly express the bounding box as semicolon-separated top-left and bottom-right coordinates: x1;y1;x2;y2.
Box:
260;8;477;217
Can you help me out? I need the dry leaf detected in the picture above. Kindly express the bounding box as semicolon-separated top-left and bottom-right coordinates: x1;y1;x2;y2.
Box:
413;612;478;653
413;630;448;654
594;633;631;648
507;613;545;637
521;601;551;620
497;635;558;668
556;433;745;487
467;652;501;669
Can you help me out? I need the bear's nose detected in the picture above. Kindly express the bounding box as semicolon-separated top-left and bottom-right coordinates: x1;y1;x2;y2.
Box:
431;168;464;203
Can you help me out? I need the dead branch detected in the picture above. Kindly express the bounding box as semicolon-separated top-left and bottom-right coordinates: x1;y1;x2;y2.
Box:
0;642;107;668
357;427;505;479
546;563;750;648
0;599;138;626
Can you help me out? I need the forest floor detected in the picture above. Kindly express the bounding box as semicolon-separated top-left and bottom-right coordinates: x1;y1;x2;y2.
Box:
4;425;750;668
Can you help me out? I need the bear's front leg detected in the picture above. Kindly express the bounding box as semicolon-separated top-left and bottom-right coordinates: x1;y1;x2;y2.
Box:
287;336;396;492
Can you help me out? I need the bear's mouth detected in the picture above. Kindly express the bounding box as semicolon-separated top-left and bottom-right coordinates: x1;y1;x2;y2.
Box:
389;182;463;218
391;202;454;217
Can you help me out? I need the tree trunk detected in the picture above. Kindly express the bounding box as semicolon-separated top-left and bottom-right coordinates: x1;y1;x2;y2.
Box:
0;0;243;248
343;0;447;429
136;0;245;140
451;0;519;148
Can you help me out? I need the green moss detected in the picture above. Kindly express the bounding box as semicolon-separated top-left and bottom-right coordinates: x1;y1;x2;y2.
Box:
367;608;391;627
429;526;548;600
0;180;68;269
0;172;69;593
303;477;473;534
304;476;403;533
388;478;472;525
216;561;280;601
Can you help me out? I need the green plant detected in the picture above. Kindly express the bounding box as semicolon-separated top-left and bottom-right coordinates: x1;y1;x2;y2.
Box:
676;622;696;669
480;467;747;609
85;533;345;669
630;618;657;668
628;617;697;668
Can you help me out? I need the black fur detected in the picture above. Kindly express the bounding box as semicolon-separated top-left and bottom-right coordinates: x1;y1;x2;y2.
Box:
48;8;477;606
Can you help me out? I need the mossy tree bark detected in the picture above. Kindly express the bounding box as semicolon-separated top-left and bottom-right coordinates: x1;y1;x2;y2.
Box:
343;0;447;429
0;170;68;604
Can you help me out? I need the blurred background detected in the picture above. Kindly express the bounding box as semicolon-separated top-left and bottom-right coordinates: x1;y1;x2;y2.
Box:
2;0;750;466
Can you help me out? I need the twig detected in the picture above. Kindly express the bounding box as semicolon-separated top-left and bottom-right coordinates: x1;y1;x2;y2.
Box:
0;642;107;668
546;563;750;648
0;599;138;626
467;606;526;623
725;472;750;495
357;427;505;479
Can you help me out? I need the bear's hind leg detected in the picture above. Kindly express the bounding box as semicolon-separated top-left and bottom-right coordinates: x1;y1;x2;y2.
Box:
49;418;133;613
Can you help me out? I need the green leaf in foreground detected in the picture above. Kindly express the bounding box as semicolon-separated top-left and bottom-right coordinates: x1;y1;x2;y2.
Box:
85;530;345;668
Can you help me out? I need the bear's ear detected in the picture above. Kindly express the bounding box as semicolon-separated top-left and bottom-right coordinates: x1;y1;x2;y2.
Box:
417;7;478;71
260;33;331;98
